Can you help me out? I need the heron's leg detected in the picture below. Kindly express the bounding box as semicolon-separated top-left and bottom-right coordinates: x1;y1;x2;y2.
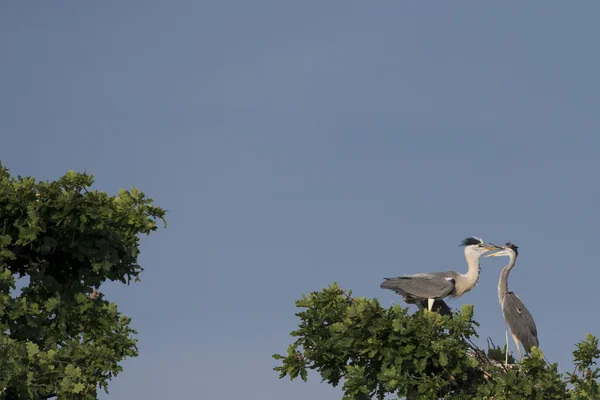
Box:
427;298;435;312
511;332;523;362
505;330;509;366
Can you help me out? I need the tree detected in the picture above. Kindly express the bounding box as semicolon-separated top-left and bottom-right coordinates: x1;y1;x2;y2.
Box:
0;162;166;399
273;284;600;399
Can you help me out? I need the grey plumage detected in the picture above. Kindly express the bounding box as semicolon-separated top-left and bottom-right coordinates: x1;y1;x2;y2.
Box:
381;272;459;301
502;293;538;353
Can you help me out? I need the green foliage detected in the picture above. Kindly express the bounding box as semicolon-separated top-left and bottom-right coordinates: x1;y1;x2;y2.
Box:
471;348;567;400
0;162;166;399
568;335;600;399
273;283;485;399
274;283;600;400
485;337;516;365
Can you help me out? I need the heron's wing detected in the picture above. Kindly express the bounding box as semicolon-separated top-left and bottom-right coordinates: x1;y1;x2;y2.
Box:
502;292;539;353
380;273;455;300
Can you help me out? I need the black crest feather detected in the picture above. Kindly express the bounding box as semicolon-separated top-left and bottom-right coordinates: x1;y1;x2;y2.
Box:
459;237;483;247
505;242;519;256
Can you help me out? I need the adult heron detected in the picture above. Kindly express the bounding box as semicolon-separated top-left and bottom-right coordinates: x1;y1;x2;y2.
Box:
380;237;497;312
485;242;538;363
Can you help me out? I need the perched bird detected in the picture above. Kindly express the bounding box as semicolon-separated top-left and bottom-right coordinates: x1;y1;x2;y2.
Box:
381;237;497;313
485;242;538;362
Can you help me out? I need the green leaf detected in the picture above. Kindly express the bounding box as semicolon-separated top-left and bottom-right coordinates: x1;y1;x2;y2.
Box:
26;342;39;358
72;382;86;394
330;322;347;334
439;352;448;367
44;297;60;312
586;333;594;342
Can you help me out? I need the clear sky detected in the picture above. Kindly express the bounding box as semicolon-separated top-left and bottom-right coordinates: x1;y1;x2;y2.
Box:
2;2;600;399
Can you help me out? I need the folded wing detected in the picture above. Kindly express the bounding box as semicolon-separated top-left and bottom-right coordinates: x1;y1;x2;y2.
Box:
380;273;456;301
502;292;539;353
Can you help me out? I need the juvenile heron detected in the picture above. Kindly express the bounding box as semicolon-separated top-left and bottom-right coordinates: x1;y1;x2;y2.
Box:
380;237;497;312
485;242;538;363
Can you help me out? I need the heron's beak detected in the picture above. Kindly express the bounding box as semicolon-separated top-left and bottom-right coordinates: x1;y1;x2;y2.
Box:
484;249;510;258
480;243;500;252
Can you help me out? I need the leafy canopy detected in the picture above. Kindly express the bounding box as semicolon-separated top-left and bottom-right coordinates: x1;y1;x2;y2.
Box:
0;162;166;399
274;283;600;400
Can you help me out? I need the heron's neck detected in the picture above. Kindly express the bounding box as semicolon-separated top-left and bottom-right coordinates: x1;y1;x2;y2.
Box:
498;254;516;304
462;251;481;289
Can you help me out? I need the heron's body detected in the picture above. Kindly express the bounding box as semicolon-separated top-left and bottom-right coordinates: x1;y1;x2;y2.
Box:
487;243;539;362
380;237;496;312
501;293;538;354
382;270;469;301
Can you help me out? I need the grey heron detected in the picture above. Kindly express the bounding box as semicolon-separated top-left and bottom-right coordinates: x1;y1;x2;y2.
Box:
380;237;497;313
485;242;538;363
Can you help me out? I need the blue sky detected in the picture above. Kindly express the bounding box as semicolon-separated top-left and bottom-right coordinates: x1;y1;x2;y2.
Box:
2;2;600;398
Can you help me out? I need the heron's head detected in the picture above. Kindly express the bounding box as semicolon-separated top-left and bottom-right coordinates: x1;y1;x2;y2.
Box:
484;242;519;258
459;236;497;258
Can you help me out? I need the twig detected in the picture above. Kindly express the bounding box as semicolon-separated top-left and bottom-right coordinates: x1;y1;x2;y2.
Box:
342;291;357;305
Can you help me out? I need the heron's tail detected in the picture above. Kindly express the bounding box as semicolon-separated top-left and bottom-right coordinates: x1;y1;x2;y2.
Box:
380;277;408;294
